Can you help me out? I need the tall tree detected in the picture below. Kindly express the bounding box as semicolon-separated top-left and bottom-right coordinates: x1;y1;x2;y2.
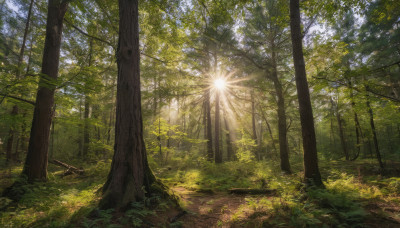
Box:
5;0;35;163
22;0;69;182
100;0;159;209
241;0;292;173
289;0;323;186
214;87;222;163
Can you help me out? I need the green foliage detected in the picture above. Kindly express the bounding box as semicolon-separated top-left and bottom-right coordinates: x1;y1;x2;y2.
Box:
235;129;256;163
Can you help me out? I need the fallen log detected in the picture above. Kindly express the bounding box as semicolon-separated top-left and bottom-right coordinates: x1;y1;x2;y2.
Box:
49;159;84;176
228;188;278;195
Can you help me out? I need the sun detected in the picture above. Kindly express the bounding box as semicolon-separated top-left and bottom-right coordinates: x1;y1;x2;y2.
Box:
214;78;226;90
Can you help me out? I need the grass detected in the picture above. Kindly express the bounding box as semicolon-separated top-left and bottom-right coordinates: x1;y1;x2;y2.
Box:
0;157;399;227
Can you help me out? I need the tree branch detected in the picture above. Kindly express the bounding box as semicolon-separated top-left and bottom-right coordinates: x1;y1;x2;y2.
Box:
312;76;400;103
368;60;400;73
0;93;35;105
64;18;115;49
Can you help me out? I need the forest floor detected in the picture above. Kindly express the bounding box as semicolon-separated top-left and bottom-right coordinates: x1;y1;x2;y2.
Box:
0;158;400;227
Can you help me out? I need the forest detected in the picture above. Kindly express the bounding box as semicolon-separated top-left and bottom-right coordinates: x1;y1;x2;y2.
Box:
0;0;400;227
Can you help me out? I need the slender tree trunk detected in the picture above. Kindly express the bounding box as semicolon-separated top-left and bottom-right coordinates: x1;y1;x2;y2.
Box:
348;80;362;160
223;107;233;161
215;91;222;163
83;97;90;157
205;89;213;161
50;115;55;160
270;47;291;173
365;90;384;169
331;97;349;160
78;98;83;157
83;39;93;157
202;100;207;155
6;106;18;163
290;0;323;186
100;0;158;209
107;82;115;145
22;0;69;182
260;111;278;158
251;91;259;160
17;0;34;76
5;0;34;163
25;35;33;71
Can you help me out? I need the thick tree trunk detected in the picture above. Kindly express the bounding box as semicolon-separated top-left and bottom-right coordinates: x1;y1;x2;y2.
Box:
270;48;291;174
22;0;69;182
100;0;157;209
215;91;222;163
289;0;323;186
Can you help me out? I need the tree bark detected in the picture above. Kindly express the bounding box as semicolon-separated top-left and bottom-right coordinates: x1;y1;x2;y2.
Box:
214;91;222;163
251;91;259;160
365;89;384;169
17;0;34;77
270;47;291;174
223;106;233;161
99;0;158;209
5;0;34;163
83;39;93;158
6;106;18;163
289;0;323;186
260;111;278;158
331;97;349;160
22;0;69;182
205;89;213;161
348;80;362;160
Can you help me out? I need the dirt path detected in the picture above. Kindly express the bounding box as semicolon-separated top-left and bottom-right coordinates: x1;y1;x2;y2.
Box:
170;186;400;228
172;186;250;227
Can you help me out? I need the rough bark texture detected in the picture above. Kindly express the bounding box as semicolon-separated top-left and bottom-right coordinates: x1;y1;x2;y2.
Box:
289;0;323;186
214;91;222;163
99;0;156;209
270;48;291;174
22;0;69;182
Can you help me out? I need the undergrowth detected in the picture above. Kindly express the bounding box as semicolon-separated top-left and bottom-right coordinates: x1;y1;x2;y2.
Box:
0;158;399;227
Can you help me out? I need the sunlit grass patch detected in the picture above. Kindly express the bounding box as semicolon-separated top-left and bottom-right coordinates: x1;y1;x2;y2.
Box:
0;162;107;228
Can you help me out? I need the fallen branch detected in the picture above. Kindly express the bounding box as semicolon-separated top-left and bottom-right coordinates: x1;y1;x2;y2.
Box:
49;159;84;176
228;188;278;195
